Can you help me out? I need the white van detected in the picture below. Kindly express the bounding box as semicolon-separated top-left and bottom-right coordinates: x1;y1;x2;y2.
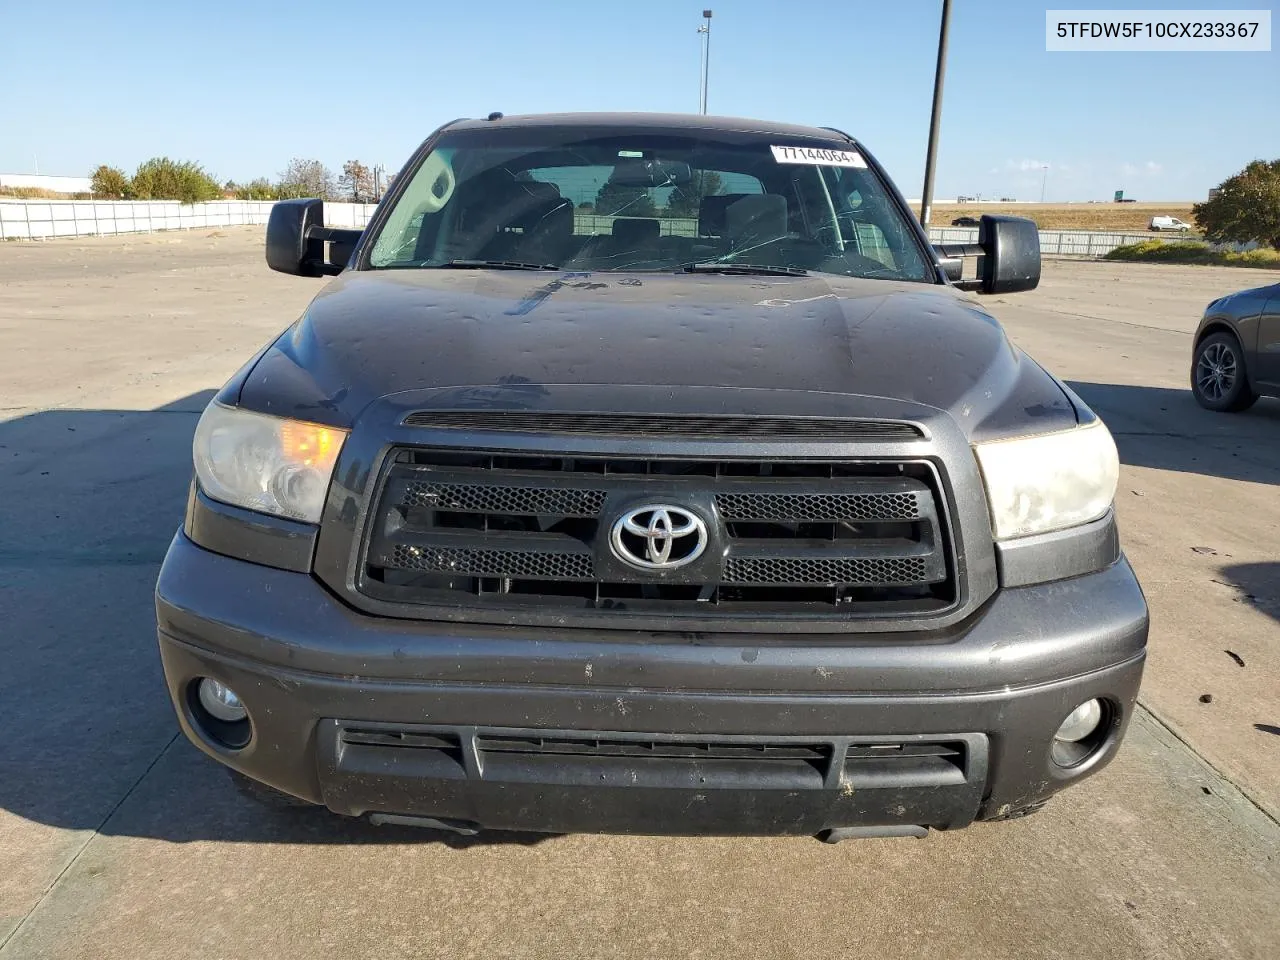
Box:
1149;216;1192;232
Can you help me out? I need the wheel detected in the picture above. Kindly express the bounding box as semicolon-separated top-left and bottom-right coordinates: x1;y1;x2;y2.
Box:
226;768;316;809
1192;332;1257;412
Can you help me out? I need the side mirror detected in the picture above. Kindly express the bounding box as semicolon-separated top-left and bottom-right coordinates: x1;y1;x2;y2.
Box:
978;215;1040;293
933;214;1041;294
265;199;363;277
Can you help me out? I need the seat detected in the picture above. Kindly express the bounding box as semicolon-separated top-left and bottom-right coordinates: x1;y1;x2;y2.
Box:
697;193;750;237
724;194;788;249
611;217;660;244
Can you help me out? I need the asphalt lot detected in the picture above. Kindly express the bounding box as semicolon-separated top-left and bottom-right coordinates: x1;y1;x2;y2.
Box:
1;228;1277;959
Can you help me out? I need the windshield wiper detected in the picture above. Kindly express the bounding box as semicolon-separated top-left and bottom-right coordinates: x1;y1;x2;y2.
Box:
682;262;808;277
439;259;559;271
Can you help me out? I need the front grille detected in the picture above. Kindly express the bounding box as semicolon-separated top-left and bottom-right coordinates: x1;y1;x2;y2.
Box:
402;410;924;441
359;448;956;622
336;723;970;790
403;481;605;517
723;555;928;587
716;491;923;522
389;543;594;580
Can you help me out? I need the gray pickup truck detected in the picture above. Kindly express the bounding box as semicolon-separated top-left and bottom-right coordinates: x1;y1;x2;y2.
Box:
155;112;1147;841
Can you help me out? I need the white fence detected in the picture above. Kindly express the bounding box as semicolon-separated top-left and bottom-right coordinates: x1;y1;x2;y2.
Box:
0;199;1231;260
0;199;383;241
926;226;1199;257
0;200;277;240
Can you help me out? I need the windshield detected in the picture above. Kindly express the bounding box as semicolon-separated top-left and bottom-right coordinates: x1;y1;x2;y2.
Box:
367;126;933;282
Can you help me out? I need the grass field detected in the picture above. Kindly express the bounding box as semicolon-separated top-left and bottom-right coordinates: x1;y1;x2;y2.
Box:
1103;239;1280;269
914;202;1197;233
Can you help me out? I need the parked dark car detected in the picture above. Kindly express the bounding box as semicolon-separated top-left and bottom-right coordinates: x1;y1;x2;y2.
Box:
156;112;1147;841
1191;282;1280;411
951;215;981;227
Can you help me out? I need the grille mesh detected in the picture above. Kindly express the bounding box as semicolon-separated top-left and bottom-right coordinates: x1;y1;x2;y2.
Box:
716;491;922;522
390;544;593;580
724;555;928;586
403;481;605;517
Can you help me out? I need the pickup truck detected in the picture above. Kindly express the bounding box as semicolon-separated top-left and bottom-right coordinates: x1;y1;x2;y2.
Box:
155;112;1147;841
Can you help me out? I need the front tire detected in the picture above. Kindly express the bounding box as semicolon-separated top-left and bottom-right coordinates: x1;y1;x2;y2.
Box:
1191;332;1257;412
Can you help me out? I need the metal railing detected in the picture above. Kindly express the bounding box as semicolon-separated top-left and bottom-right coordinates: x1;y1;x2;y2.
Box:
926;226;1198;257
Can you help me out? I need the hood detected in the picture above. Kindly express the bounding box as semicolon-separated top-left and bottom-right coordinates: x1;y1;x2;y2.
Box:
236;269;1076;440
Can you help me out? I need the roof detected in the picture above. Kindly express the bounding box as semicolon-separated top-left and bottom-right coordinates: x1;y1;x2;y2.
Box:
446;112;855;142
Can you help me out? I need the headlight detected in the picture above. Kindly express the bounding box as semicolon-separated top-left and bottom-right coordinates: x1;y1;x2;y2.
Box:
193;402;347;523
973;420;1119;540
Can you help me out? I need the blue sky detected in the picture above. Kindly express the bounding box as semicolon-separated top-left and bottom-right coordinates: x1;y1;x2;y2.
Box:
4;0;1277;201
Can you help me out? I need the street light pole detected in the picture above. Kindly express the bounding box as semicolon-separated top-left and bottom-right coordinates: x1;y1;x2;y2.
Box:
918;0;951;228
698;10;713;115
1040;165;1049;202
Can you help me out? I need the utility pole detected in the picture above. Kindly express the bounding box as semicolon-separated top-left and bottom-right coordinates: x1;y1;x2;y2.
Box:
698;10;713;115
918;0;951;227
1040;164;1049;202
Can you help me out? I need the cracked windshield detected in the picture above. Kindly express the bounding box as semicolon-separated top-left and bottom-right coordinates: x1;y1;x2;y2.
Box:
368;130;931;280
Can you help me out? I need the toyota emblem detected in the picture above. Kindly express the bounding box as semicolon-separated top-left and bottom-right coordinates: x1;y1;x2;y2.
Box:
609;505;708;571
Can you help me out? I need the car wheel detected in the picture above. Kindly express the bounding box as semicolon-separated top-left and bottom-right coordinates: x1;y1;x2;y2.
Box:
1191;332;1257;412
227;768;317;809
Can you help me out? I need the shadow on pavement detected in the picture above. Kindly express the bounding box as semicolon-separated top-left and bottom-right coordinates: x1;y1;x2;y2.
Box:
1068;382;1280;486
0;391;548;848
1217;562;1280;625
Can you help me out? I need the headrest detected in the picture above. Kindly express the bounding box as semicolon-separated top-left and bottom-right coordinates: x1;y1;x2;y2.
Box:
697;193;750;236
611;217;660;243
515;197;574;236
724;194;788;243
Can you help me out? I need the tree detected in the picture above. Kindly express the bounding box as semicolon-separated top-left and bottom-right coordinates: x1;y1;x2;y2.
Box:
231;178;276;200
1193;159;1280;250
594;181;657;218
664;171;722;217
90;165;130;199
277;158;336;200
130;158;222;203
339;160;374;202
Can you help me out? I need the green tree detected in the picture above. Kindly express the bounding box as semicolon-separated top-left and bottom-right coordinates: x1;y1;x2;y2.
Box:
663;171;722;217
90;164;131;199
231;177;277;200
339;160;374;202
594;181;657;217
130;158;222;203
277;158;336;200
1193;160;1280;250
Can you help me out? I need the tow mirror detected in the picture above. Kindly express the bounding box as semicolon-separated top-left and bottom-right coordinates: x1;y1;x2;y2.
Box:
934;214;1041;294
266;199;363;277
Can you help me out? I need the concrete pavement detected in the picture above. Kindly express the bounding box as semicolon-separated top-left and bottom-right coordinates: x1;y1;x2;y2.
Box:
1;230;1276;959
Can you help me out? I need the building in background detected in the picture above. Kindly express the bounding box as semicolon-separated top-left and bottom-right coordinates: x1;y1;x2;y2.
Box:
0;173;93;194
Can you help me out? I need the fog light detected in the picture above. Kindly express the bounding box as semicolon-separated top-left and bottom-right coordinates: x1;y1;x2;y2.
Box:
197;678;247;723
1054;699;1104;743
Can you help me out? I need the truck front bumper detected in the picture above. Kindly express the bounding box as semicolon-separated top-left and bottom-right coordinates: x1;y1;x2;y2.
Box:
156;531;1147;836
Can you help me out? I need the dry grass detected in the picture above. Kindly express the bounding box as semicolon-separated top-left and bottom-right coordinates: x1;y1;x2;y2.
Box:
914;202;1197;233
0;186;91;200
1103;239;1280;269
